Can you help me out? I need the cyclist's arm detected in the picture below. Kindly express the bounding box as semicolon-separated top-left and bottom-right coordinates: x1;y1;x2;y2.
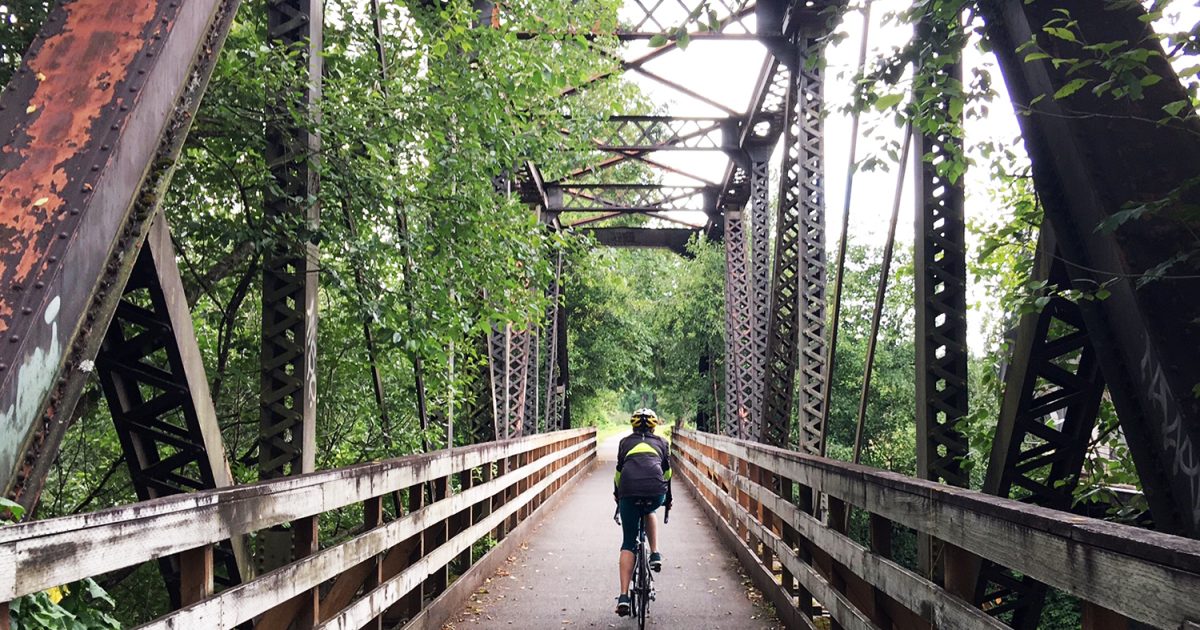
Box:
661;437;673;507
614;439;625;501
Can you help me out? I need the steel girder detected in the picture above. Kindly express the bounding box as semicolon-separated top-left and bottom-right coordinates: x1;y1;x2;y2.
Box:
761;38;825;453
0;0;241;508
96;214;248;598
723;203;754;438
982;0;1200;537
973;229;1106;628
913;23;969;489
583;228;699;255
259;0;322;481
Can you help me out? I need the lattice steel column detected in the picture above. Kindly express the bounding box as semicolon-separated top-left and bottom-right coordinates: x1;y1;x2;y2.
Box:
913;20;969;489
488;324;533;440
973;230;1105;628
747;153;772;436
762;39;825;452
722;202;753;438
260;0;321;480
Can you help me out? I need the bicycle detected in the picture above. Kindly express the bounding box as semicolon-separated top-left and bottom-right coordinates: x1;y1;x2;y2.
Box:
614;501;670;629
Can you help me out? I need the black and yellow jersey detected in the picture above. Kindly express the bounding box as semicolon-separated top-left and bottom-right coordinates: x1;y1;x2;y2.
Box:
614;430;672;498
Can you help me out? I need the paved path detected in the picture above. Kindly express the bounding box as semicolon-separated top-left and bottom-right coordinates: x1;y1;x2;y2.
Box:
444;434;781;629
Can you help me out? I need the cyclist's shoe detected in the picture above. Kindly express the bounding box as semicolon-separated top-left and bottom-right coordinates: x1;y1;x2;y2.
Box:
615;594;631;616
649;552;663;573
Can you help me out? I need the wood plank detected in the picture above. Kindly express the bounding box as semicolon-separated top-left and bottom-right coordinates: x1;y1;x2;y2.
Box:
136;445;592;630
313;448;592;630
399;458;594;630
675;429;1200;630
677;452;879;630
677;440;997;629
676;453;818;630
0;430;593;601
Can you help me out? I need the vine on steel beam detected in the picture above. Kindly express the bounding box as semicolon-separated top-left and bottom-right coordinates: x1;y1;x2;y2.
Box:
260;0;322;481
543;250;566;432
762;38;826;453
913;16;969;489
982;0;1200;537
973;230;1106;629
0;0;241;509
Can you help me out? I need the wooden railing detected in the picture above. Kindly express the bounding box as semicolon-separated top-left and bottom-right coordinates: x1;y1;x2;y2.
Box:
0;428;595;629
673;428;1200;630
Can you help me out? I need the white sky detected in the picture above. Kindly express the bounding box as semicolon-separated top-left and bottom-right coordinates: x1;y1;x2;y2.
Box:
609;0;1200;354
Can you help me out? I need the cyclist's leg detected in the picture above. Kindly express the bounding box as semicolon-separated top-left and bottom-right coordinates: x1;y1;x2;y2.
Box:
616;498;640;614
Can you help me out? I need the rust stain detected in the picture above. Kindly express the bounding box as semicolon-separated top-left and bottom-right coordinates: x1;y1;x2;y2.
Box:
0;1;158;333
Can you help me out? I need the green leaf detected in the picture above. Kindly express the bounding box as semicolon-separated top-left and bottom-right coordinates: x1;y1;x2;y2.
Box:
1044;27;1077;42
1163;99;1190;117
648;34;668;47
1053;78;1089;99
0;496;24;521
874;93;904;111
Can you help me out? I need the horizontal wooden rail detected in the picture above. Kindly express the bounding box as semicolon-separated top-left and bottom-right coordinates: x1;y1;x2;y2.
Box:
0;428;596;629
673;428;1200;630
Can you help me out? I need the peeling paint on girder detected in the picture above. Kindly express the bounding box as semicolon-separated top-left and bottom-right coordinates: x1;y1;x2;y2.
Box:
0;297;61;479
0;1;157;335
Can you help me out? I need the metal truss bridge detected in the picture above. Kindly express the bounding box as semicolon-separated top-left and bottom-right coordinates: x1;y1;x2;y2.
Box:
0;0;1199;629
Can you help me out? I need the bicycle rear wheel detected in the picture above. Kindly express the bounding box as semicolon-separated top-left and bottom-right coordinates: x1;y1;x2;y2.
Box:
635;550;649;629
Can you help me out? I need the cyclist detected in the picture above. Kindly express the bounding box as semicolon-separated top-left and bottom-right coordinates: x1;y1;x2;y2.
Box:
613;407;672;617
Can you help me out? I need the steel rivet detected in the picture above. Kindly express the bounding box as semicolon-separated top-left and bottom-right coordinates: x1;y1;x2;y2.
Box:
10;283;21;291
58;232;67;239
21;307;31;315
33;282;44;289
111;123;119;130
69;208;80;215
101;144;110;151
146;52;154;58
9;336;19;343
91;165;100;171
138;69;146;75
48;256;58;263
0;364;7;372
128;86;136;93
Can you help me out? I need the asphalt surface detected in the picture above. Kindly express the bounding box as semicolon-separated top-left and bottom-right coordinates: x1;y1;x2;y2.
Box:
443;434;782;629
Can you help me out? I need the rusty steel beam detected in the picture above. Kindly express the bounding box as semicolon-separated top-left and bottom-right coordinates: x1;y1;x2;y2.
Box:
982;0;1200;537
0;0;241;509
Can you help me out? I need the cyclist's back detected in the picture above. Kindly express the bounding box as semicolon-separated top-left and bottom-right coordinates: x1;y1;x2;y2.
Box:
613;408;672;617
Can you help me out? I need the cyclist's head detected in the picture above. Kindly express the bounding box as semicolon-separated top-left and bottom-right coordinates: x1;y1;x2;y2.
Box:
630;408;658;431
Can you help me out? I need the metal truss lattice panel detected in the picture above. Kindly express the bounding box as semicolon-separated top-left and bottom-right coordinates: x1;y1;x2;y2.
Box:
761;40;826;452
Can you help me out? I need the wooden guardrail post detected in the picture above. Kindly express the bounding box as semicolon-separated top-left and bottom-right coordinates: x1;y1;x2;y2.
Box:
179;544;215;607
423;476;450;602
